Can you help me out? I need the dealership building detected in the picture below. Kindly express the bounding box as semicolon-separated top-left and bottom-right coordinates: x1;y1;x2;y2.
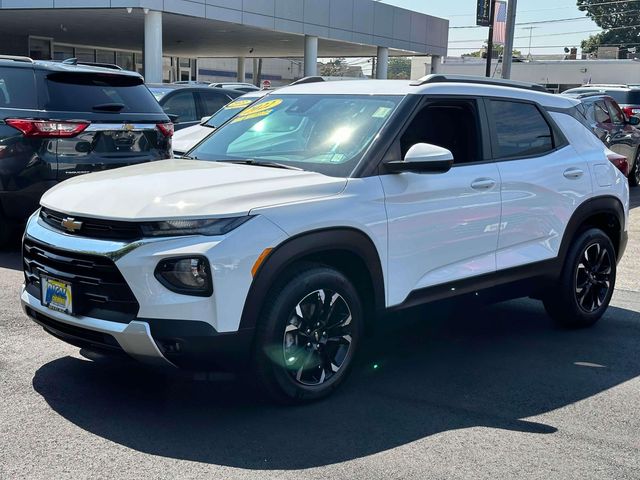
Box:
0;1;448;84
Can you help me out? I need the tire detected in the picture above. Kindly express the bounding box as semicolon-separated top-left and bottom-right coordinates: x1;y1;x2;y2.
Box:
629;149;640;187
251;263;363;404
543;228;616;328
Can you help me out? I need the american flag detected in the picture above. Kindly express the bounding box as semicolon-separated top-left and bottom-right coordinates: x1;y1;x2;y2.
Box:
493;0;507;45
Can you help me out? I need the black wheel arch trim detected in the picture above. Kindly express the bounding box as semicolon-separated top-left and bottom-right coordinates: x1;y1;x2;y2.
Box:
239;227;385;330
558;195;626;261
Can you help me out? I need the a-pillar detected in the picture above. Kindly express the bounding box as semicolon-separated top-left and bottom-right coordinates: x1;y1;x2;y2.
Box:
304;35;318;77
237;57;245;82
144;10;163;83
376;46;389;79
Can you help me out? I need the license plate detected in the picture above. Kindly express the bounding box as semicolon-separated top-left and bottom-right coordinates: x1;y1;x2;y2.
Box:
41;276;73;315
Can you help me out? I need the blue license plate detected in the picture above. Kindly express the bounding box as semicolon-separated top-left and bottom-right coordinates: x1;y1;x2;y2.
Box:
41;276;73;315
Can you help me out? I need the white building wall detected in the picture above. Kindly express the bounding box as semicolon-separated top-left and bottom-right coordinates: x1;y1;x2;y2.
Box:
197;58;304;86
411;57;640;90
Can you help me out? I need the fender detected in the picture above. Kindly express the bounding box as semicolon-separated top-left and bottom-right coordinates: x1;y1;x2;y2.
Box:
558;195;626;261
239;227;385;330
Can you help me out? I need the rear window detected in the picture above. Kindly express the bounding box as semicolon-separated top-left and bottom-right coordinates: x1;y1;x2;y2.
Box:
41;72;164;113
0;67;37;109
488;100;555;158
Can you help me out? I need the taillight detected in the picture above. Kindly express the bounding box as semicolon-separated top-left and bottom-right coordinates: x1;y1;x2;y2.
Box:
156;122;174;138
6;119;89;138
621;106;640;118
607;152;629;176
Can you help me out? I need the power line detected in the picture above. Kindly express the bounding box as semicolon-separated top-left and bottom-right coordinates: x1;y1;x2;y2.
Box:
446;0;640;18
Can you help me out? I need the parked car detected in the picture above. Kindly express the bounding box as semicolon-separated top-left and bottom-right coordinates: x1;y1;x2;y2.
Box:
563;91;640;185
22;75;628;403
172;90;269;156
0;55;172;246
563;84;640;119
147;84;242;131
210;82;261;93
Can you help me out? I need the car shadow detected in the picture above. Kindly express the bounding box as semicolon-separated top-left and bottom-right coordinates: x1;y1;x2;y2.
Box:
32;298;640;470
0;249;22;271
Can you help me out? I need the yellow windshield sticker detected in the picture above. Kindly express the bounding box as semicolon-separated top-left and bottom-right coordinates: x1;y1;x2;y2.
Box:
231;98;284;123
224;99;254;110
372;106;392;118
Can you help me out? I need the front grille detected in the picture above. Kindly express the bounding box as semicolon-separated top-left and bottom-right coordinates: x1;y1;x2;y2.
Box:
23;238;139;323
40;208;143;241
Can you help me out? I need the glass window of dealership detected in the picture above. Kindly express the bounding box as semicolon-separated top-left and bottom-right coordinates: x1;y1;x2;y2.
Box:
29;36;196;83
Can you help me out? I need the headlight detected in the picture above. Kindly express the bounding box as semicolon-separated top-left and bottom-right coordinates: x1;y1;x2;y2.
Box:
140;216;252;237
155;256;213;296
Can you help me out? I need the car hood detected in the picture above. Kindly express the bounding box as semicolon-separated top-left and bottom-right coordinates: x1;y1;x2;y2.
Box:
171;124;213;154
41;159;347;220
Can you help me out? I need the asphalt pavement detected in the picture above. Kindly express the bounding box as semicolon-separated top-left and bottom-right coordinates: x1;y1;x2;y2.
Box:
1;191;639;480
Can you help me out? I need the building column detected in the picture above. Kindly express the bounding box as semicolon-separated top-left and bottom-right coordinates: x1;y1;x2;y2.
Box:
237;57;245;82
430;55;441;74
304;35;318;77
144;10;163;83
376;46;389;79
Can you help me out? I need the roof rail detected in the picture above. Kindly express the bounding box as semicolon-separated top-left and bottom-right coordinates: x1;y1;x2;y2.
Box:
289;76;325;86
411;74;548;93
0;55;34;63
62;58;122;70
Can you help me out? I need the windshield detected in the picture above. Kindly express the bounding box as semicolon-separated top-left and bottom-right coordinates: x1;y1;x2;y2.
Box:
204;97;262;128
189;94;403;177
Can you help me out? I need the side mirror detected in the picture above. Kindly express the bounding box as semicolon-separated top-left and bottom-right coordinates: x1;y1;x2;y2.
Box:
167;113;180;124
386;143;454;174
627;115;640;126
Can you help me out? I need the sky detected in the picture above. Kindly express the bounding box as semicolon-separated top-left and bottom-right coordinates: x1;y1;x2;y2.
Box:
379;0;602;57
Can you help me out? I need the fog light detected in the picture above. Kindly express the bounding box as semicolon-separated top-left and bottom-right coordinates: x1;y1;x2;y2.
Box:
155;256;212;296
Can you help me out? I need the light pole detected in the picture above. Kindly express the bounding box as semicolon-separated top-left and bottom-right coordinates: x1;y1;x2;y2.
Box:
522;26;539;60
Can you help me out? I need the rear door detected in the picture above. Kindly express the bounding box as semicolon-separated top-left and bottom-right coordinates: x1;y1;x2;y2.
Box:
487;99;592;270
37;71;171;180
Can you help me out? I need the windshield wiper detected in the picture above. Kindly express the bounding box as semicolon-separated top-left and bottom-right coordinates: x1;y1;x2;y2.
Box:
218;159;302;171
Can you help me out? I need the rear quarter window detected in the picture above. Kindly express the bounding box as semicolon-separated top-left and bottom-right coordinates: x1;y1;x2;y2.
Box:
488;100;555;159
0;67;37;109
40;72;164;113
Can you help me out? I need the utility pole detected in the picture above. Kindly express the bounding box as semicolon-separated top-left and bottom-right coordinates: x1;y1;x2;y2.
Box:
485;0;497;77
501;0;517;79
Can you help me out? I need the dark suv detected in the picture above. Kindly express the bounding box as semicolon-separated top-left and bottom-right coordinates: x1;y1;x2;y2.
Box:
563;84;640;119
563;91;640;186
0;56;172;245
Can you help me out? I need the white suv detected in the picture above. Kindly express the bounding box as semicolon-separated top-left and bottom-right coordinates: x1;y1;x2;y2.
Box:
21;75;629;403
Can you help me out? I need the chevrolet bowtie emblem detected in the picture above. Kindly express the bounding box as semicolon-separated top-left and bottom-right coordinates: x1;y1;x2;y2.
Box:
61;217;82;233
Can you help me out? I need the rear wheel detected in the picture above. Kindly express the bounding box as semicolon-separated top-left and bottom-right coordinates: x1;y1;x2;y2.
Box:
252;264;363;404
543;228;616;328
629;150;640;187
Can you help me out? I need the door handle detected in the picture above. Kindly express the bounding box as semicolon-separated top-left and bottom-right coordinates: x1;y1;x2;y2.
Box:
471;178;497;190
563;168;584;179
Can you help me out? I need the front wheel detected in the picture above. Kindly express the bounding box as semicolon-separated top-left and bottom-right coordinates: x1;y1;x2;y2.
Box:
252;264;363;404
543;228;616;328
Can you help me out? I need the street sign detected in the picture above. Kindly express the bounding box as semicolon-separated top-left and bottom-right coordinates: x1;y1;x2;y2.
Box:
477;0;491;26
261;79;271;89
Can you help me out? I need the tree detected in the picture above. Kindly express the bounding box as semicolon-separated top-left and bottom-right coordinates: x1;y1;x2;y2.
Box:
319;58;349;76
578;0;640;53
462;43;522;58
387;57;411;79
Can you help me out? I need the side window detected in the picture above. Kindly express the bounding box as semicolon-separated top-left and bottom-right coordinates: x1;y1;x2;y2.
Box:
606;99;625;124
488;100;554;159
594;101;611;124
399;99;482;165
162;92;197;123
201;91;231;115
0;67;37;108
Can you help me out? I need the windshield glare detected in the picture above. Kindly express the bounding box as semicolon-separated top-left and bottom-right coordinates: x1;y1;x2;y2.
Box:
188;94;403;177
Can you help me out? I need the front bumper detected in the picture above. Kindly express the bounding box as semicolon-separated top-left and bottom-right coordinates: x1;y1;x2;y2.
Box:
22;289;254;370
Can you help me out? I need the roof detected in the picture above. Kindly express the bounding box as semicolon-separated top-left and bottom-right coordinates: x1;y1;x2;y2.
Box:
0;58;142;77
275;79;579;109
146;84;240;95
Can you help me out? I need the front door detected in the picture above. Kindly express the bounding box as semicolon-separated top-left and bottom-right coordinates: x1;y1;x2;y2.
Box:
380;98;501;306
